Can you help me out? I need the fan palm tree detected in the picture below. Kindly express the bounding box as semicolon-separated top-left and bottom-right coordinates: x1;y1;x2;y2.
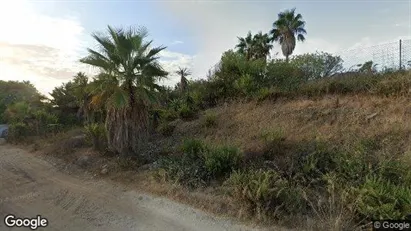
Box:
252;32;273;61
175;67;191;94
236;31;273;61
80;25;168;155
270;8;307;62
235;31;254;60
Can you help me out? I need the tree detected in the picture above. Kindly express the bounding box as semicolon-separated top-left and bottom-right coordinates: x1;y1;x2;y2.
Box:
0;80;45;123
80;25;168;155
236;31;254;60
71;72;91;122
291;52;344;80
252;32;273;61
175;67;191;94
270;8;307;62
236;31;273;61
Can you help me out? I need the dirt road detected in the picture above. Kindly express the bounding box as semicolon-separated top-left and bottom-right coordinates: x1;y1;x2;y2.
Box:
0;144;261;231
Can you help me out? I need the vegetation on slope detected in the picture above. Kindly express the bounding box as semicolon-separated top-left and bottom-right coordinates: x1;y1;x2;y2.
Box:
1;7;411;230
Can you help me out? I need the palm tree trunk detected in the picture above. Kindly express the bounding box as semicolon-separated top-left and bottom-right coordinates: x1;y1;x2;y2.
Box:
106;100;149;156
285;55;289;63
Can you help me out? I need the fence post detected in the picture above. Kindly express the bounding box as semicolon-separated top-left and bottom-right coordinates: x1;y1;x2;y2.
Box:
399;39;402;70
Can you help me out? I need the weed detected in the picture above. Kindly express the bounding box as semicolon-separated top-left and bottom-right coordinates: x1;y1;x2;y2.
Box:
157;122;175;137
203;146;242;178
203;112;217;128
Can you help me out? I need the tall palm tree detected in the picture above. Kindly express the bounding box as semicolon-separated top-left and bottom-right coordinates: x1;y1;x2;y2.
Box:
175;67;191;94
252;32;273;61
235;31;254;60
80;25;168;155
270;8;307;62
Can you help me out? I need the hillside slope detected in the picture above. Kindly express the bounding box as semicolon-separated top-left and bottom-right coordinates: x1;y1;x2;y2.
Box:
168;94;410;156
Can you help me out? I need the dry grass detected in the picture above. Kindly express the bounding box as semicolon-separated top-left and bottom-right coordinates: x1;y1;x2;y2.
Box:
172;94;411;155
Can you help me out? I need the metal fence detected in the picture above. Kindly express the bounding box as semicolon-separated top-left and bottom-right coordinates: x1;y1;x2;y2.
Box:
336;39;411;72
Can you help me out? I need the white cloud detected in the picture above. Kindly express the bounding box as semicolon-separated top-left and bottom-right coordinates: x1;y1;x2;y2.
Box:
0;0;91;96
171;40;184;45
158;50;195;87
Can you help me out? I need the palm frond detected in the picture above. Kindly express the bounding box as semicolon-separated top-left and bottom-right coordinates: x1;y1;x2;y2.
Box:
108;87;129;109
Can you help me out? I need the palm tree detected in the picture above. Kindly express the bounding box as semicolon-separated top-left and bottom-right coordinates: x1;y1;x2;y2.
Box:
252;32;273;61
72;72;90;122
236;31;273;61
175;67;191;94
235;31;254;60
80;25;168;155
270;8;307;62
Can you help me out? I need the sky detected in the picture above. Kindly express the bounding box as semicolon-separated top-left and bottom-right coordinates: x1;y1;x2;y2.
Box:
0;0;410;96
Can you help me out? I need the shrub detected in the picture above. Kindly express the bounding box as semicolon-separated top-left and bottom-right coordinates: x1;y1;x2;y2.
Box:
181;139;207;159
159;139;209;188
261;128;285;144
208;50;265;99
115;156;139;171
8;122;31;141
158;155;210;188
375;72;411;97
160;109;178;122
203;146;242;178
188;79;219;109
157;122;175;137
203;112;217;128
234;74;259;97
178;104;197;120
33;109;58;136
225;169;306;220
84;123;107;151
260;128;286;158
299;73;381;97
265;60;305;91
255;87;271;101
291;52;344;81
158;139;242;187
352;176;411;220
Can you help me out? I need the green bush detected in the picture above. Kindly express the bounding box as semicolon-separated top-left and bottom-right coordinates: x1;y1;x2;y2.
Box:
203;112;217;128
181;139;207;159
291;52;344;81
234;74;259;97
188;79;219;109
178;104;197;120
158;155;210;188
225;169;306;220
255;87;271;101
8;122;31;141
265;60;306;91
33;109;58;136
204;146;242;178
157;122;175;137
158;139;243;187
159;139;209;188
160;109;178;122
84;123;107;151
208;50;265;99
352;176;411;220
